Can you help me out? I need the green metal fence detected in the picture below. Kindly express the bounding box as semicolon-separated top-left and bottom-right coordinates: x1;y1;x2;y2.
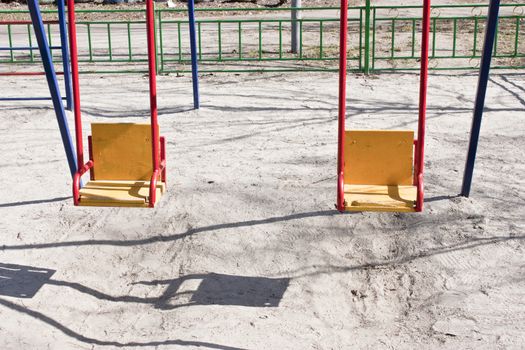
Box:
1;4;524;74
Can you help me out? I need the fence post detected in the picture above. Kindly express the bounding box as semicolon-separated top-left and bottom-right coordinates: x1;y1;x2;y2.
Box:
291;0;301;54
364;0;371;74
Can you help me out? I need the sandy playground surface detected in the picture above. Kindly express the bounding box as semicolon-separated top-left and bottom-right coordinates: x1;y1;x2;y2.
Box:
0;70;524;349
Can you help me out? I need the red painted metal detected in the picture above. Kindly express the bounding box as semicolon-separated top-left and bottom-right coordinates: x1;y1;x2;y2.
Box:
146;0;159;171
146;0;160;208
413;139;419;184
415;0;431;212
88;136;94;180
336;0;349;212
337;0;430;212
160;136;166;183
149;170;159;208
67;0;84;170
73;160;93;205
68;0;164;208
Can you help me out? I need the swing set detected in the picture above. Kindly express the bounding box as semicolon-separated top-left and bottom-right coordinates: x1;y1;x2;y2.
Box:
69;0;166;207
25;0;501;212
336;0;431;212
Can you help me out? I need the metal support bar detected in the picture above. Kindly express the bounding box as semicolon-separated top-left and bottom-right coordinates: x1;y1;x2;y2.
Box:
336;0;349;211
414;0;431;212
57;0;73;111
26;0;77;179
146;0;160;172
67;0;84;172
461;0;501;197
187;0;200;109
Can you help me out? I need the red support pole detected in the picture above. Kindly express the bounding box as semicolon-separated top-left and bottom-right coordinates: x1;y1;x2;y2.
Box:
415;0;431;212
337;0;349;212
146;0;159;174
146;0;160;207
67;0;84;170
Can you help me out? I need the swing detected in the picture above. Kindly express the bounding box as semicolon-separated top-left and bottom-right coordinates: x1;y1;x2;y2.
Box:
69;0;165;208
75;123;166;207
336;0;431;213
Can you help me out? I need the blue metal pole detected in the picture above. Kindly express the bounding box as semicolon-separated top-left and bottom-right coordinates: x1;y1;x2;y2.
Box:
187;0;200;109
57;0;73;111
461;0;501;197
27;0;78;179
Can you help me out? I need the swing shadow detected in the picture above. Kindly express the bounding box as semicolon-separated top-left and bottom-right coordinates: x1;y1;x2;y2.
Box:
0;263;290;310
135;273;290;309
0;263;287;349
1;233;524;348
0;263;55;298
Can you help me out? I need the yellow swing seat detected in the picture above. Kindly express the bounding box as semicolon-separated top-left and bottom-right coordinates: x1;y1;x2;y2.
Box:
343;130;417;212
77;123;165;208
79;180;165;207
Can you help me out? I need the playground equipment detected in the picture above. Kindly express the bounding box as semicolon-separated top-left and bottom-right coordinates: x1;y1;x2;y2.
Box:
336;0;431;212
69;0;166;207
20;0;78;178
0;0;73;110
188;0;200;109
461;0;501;197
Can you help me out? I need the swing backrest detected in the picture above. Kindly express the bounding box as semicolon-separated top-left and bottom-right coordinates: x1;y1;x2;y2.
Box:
91;123;156;181
344;130;414;186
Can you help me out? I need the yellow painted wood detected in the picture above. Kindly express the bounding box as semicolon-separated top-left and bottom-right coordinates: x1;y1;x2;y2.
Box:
343;184;416;212
344;130;414;186
91;123;158;181
78;180;165;207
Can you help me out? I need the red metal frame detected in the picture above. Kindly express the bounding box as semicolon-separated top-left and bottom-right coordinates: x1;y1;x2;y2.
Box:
88;136;94;180
67;0;83;170
337;0;430;212
336;0;349;212
414;0;431;212
146;0;161;208
70;0;165;208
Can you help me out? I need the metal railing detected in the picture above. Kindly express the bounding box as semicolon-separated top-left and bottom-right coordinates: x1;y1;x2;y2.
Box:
1;3;524;74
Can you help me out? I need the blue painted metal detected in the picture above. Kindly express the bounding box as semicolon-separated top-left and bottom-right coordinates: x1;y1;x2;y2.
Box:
57;0;73;111
1;1;72;107
27;0;78;179
187;0;200;109
461;0;501;197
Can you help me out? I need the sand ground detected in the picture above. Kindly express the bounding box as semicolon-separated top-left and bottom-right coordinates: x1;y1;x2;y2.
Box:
0;70;524;349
